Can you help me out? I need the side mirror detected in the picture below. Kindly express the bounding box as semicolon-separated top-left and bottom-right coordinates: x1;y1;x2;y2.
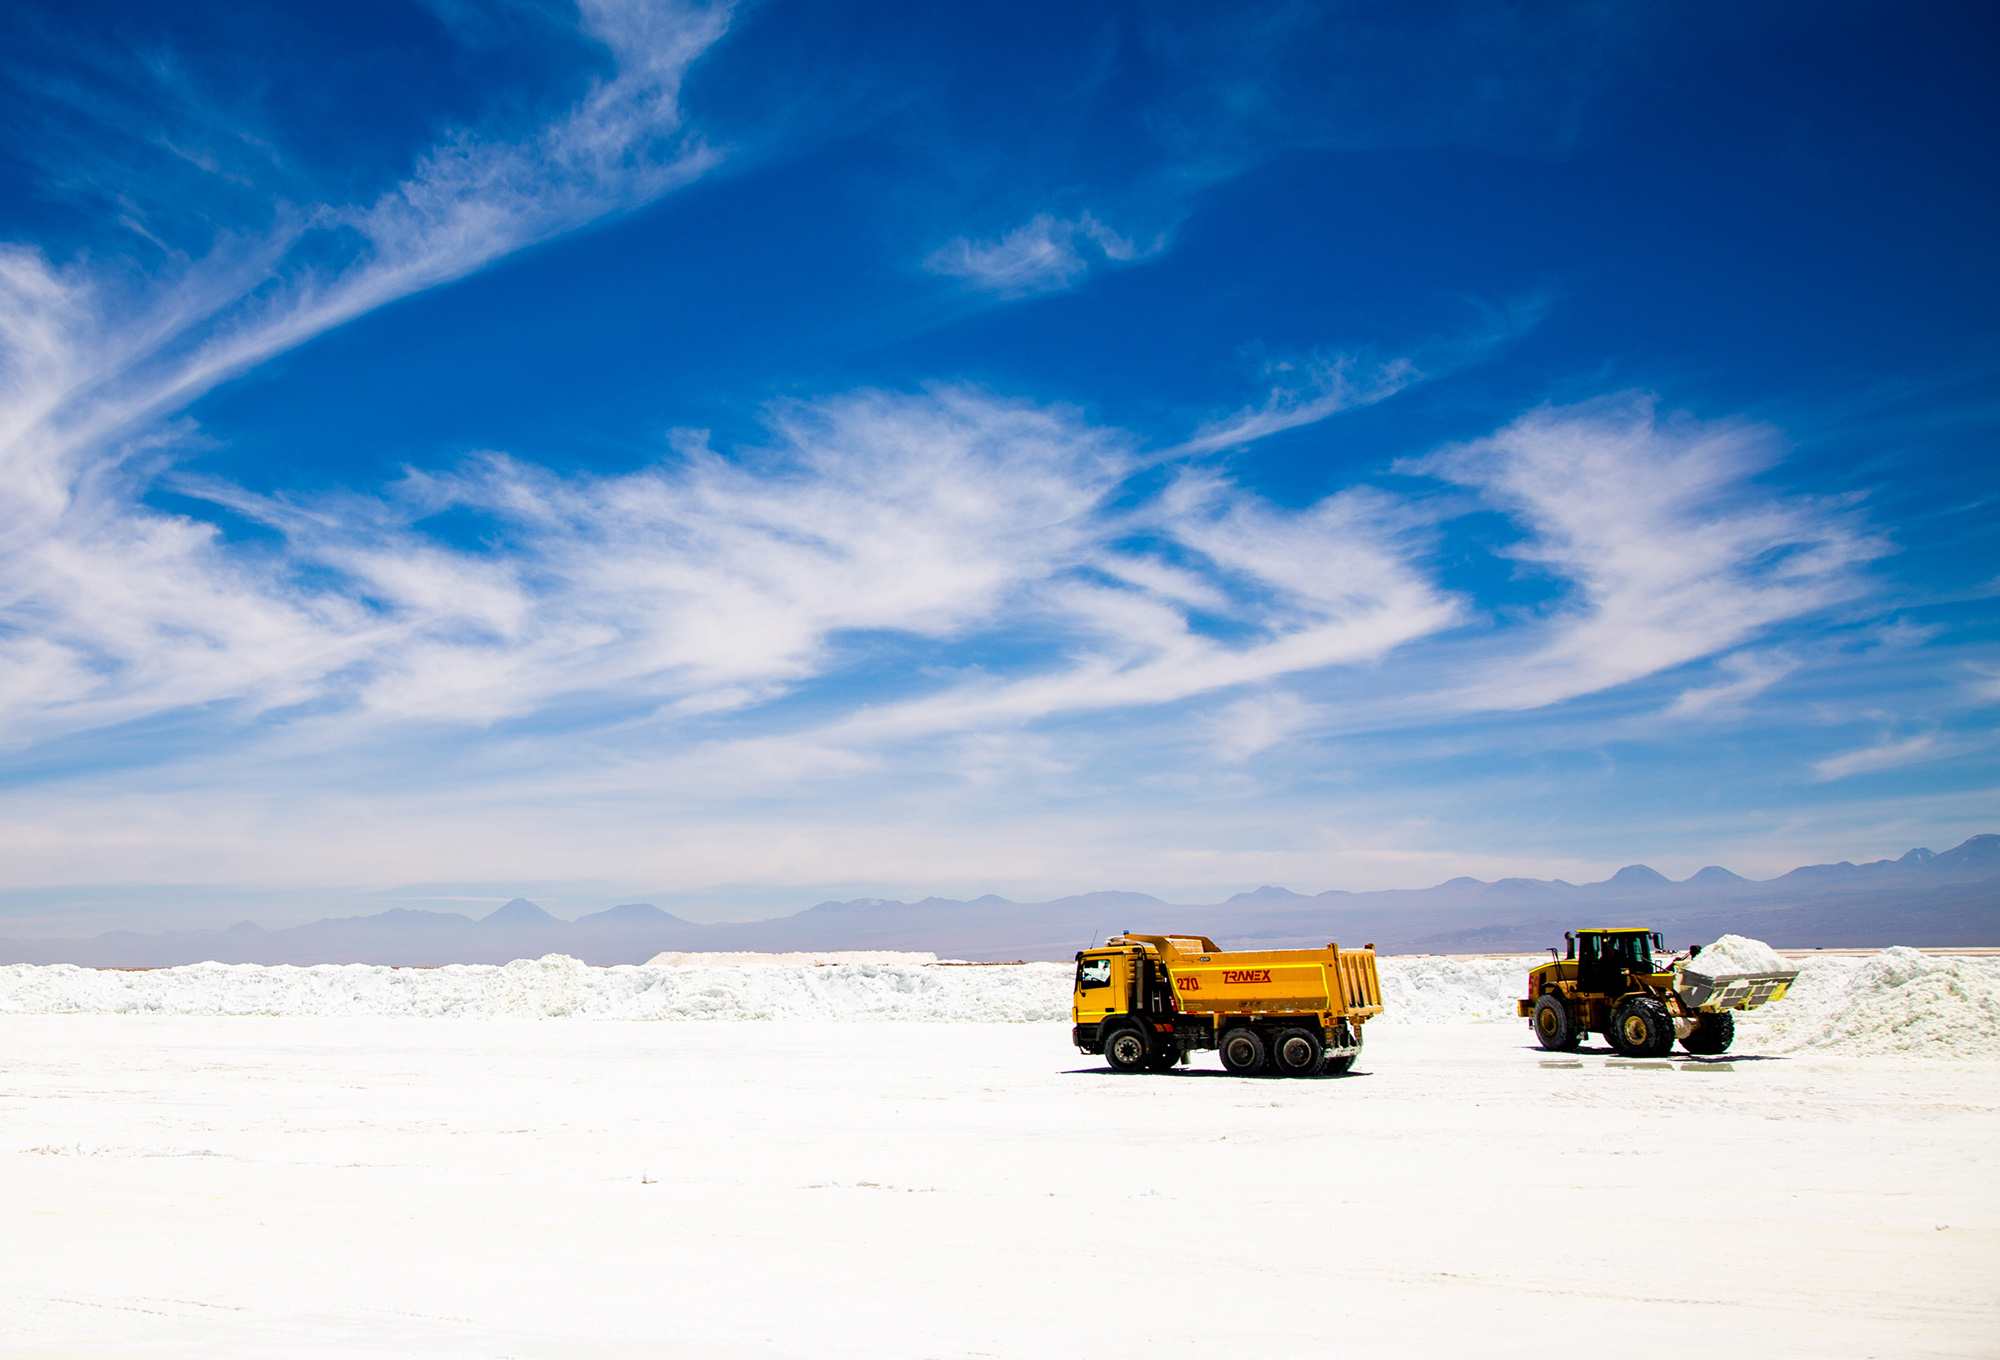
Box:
1564;932;1575;959
1652;932;1663;951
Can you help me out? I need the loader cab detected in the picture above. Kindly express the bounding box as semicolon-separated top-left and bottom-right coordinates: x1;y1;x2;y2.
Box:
1575;929;1661;995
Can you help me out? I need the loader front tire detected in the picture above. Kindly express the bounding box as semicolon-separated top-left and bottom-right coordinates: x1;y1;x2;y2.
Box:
1680;1009;1735;1056
1272;1027;1323;1077
1103;1025;1151;1074
1531;995;1579;1051
1609;996;1675;1057
1219;1027;1267;1076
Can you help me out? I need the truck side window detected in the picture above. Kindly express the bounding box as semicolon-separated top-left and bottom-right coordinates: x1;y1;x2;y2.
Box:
1077;958;1111;989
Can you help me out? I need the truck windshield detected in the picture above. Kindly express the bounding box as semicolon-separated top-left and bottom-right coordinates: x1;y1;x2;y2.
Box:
1077;958;1111;989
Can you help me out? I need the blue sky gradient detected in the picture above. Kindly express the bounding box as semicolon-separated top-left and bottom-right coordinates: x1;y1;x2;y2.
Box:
0;0;1995;930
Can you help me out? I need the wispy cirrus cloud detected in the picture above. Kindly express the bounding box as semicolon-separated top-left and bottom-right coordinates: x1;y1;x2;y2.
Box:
0;0;733;744
924;211;1155;296
1667;649;1800;718
1410;395;1886;715
4;0;729;471
1812;734;1945;781
1169;351;1423;456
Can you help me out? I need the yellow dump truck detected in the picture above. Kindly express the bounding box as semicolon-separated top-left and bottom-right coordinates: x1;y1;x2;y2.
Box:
1073;933;1384;1076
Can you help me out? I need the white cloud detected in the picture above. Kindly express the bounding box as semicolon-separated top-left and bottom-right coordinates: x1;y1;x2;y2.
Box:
0;0;732;747
1170;351;1421;456
1207;692;1324;762
1812;734;1942;781
1668;649;1798;718
1414;395;1885;713
924;212;1152;296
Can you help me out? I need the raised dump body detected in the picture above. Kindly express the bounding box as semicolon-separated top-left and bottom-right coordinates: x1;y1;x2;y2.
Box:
1072;932;1384;1077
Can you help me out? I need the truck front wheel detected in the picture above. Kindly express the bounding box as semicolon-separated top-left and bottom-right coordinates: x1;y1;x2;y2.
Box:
1103;1025;1150;1073
1219;1027;1266;1076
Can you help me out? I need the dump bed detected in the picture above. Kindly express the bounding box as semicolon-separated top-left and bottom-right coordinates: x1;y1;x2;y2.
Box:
1123;934;1384;1020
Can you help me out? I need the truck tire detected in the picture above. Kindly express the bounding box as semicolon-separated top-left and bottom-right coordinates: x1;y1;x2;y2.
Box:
1680;1009;1735;1055
1531;994;1579;1051
1103;1024;1150;1073
1219;1027;1266;1076
1272;1027;1323;1077
1323;1026;1364;1075
1143;1033;1183;1071
1609;996;1675;1057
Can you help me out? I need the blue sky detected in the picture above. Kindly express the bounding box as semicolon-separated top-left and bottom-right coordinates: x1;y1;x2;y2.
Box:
1;0;1995;931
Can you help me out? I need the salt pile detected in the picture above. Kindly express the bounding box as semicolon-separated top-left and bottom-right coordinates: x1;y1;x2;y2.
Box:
644;950;939;967
1684;934;1791;977
1735;949;2000;1059
1374;955;1533;1024
0;952;1539;1026
4;950;1995;1057
0;955;1069;1023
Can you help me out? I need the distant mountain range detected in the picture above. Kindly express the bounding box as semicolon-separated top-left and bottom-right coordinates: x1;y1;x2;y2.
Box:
3;834;1994;966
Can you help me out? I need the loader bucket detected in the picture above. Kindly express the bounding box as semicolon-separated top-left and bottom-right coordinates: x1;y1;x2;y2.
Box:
1676;968;1800;1013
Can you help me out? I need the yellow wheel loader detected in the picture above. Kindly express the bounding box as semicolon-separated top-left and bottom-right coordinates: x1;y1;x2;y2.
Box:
1518;928;1798;1056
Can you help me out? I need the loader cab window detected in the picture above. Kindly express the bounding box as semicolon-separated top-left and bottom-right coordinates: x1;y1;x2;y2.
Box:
1579;933;1651;993
1607;934;1653;969
1077;958;1112;990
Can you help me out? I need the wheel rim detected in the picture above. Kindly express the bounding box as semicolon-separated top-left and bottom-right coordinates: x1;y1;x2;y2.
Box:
1623;1014;1647;1044
1537;1008;1558;1039
1225;1037;1255;1066
1109;1033;1144;1064
1280;1037;1312;1067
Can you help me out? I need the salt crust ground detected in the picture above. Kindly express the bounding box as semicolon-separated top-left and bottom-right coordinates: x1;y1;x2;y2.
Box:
2;1018;1994;1358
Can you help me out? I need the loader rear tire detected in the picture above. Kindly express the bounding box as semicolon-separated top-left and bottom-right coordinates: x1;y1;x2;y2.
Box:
1103;1025;1150;1073
1609;996;1675;1057
1680;1009;1735;1056
1219;1027;1267;1076
1272;1027;1323;1077
1531;995;1579;1051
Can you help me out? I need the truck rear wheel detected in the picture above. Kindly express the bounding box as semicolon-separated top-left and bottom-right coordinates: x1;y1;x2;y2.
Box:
1609;996;1675;1057
1680;1009;1735;1055
1103;1025;1150;1073
1531;995;1579;1051
1272;1027;1323;1077
1219;1027;1266;1076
